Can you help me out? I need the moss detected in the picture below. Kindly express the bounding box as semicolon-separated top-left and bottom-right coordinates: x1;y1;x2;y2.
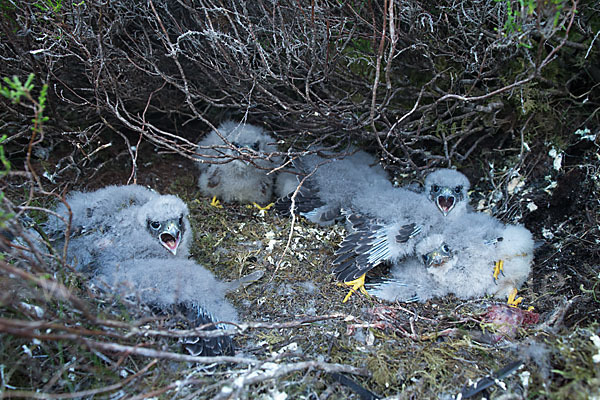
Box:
2;138;600;398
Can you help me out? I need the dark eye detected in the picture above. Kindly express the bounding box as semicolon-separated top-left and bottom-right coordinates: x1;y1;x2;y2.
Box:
454;185;462;194
442;244;450;253
432;184;440;193
179;215;184;225
150;221;161;230
251;141;260;151
231;141;240;147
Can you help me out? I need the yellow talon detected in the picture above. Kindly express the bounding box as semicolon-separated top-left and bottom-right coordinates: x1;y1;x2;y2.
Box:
252;202;274;211
493;259;504;281
507;288;523;307
341;274;370;303
210;196;223;208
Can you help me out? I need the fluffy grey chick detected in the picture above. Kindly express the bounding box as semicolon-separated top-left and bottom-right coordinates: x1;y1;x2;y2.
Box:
275;160;472;300
94;258;251;357
196;121;280;206
274;148;391;225
422;169;471;217
369;213;533;302
46;185;156;232
332;169;470;291
422;212;533;300
45;185;191;273
367;239;453;303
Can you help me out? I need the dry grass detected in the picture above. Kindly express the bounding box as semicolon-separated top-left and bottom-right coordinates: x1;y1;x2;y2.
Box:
2;143;599;398
1;0;599;397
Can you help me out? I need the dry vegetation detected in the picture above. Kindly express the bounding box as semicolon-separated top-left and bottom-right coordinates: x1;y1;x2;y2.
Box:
1;0;599;398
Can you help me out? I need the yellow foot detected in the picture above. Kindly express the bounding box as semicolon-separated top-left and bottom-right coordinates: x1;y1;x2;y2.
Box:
210;196;223;208
493;259;505;282
507;288;523;307
340;274;371;303
252;202;275;211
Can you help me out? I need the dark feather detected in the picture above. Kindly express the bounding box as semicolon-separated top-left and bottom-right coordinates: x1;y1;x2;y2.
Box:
319;207;342;223
330;372;381;400
155;302;235;357
333;250;356;266
274;179;326;216
334;260;372;282
459;360;523;398
395;223;422;243
333;258;358;276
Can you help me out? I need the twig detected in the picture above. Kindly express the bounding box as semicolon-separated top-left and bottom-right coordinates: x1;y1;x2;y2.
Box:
0;359;157;399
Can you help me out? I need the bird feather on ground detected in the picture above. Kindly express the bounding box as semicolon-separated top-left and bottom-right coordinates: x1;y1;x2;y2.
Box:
196;121;281;205
44;185;191;274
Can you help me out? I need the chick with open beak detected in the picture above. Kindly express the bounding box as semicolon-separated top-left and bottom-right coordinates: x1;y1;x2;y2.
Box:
433;186;457;215
134;194;192;260
148;216;184;256
41;185;193;274
424;169;470;217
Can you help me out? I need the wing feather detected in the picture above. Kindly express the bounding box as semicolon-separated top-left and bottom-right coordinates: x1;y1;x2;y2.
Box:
333;213;425;283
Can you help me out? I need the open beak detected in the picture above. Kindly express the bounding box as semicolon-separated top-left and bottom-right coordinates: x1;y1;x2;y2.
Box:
436;188;456;216
159;220;181;255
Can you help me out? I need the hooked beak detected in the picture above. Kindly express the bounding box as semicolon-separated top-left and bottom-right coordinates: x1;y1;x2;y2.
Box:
423;249;450;268
436;188;456;216
159;221;181;255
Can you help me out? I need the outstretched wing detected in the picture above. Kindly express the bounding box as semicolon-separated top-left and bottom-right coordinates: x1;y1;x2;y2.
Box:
332;213;422;282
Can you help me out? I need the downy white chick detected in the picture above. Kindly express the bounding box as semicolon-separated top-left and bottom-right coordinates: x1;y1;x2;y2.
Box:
369;212;533;303
95;258;262;357
44;185;191;273
332;169;471;298
196;121;281;206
